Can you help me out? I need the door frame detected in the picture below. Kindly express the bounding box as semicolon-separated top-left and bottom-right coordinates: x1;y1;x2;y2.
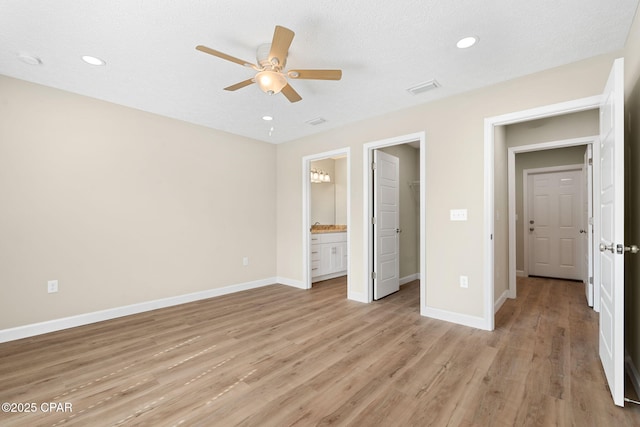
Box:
484;95;602;330
363;132;426;309
522;162;588;282
508;136;599;309
302;147;351;290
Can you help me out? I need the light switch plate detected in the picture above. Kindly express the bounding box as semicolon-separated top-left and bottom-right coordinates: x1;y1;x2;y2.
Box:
450;209;468;221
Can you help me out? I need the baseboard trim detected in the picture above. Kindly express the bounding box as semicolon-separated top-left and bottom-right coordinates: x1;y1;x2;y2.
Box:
516;270;526;277
400;273;420;286
276;277;306;289
0;277;277;343
626;350;640;400
494;290;509;313
421;306;489;330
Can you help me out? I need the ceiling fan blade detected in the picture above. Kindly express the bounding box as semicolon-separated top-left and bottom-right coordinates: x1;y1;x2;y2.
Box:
196;45;257;69
288;69;342;80
224;78;255;91
281;83;302;103
269;26;295;68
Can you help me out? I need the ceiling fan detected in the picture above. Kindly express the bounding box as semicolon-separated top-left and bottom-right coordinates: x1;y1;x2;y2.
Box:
196;25;342;103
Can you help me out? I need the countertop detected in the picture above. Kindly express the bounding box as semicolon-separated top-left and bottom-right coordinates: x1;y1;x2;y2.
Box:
310;224;347;234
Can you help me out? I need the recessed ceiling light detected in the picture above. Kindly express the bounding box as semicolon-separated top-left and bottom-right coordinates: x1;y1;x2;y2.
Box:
262;115;273;121
81;55;106;66
18;54;42;65
456;36;478;49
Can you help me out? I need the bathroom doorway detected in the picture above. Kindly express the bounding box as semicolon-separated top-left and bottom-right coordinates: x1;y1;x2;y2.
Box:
302;148;351;290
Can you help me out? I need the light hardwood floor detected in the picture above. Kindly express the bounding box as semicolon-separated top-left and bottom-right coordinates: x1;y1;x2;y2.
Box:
1;276;639;426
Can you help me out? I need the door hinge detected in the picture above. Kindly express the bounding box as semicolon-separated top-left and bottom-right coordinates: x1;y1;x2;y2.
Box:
371;217;377;225
588;217;594;225
588;157;593;166
371;161;377;171
371;272;377;280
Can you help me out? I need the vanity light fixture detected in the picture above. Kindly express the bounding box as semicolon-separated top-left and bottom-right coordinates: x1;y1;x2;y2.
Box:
310;169;331;183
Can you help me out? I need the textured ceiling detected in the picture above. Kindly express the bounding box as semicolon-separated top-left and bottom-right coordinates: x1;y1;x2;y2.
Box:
1;0;638;143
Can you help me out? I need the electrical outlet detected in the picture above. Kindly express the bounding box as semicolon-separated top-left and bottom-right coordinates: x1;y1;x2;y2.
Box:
459;276;468;288
242;257;249;266
48;280;58;293
450;209;468;221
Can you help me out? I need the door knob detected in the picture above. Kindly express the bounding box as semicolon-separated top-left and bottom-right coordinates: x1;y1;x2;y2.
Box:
621;244;639;254
600;242;615;253
529;227;534;232
396;228;402;234
580;229;586;234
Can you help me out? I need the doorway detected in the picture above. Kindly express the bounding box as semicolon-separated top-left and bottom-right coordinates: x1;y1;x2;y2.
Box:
363;132;426;310
507;136;598;308
486;59;626;407
302;148;350;290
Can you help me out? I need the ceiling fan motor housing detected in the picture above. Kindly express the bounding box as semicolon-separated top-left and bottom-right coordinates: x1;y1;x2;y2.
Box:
256;43;285;70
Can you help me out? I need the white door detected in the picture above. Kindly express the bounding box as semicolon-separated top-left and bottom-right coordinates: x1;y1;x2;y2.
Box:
528;170;583;280
373;150;400;300
584;145;594;307
598;58;625;407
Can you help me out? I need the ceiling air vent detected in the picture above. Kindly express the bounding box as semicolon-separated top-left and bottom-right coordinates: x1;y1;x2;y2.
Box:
407;80;440;95
306;117;327;126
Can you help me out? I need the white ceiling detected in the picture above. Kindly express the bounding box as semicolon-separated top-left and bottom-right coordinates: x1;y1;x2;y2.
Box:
1;0;638;143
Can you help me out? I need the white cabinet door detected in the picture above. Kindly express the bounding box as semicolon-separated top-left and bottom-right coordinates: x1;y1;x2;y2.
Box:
320;244;333;276
332;242;347;272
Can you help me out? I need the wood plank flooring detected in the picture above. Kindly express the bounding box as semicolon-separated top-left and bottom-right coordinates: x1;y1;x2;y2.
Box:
1;276;639;426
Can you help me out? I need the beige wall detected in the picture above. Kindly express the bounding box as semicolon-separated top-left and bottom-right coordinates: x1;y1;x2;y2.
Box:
277;52;620;317
505;110;599;272
380;144;420;279
624;7;640;386
334;157;348;225
0;76;277;329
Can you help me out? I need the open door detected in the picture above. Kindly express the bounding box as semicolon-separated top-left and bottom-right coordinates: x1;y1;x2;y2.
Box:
598;58;624;407
373;150;400;300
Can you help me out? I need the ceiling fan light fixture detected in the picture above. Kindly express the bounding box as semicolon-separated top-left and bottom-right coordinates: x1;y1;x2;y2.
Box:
255;70;287;95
